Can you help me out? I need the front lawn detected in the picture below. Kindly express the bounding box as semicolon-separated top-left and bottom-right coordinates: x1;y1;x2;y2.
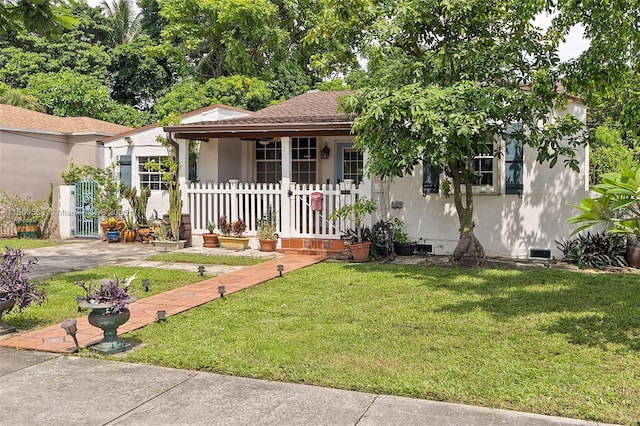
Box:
120;262;640;424
2;266;205;330
1;238;65;250
146;253;268;266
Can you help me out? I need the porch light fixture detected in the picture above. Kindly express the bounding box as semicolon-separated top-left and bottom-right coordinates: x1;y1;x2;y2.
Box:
141;278;150;292
124;136;132;145
277;264;284;277
217;285;226;298
61;318;80;352
198;266;206;276
156;310;167;322
321;143;330;159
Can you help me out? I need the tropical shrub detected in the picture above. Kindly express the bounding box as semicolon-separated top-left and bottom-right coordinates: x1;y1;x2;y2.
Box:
556;231;627;269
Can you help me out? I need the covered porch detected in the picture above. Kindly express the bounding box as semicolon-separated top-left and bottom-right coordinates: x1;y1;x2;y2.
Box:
164;91;381;251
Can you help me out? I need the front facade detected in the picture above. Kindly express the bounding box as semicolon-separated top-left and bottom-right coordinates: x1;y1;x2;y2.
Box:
164;91;587;258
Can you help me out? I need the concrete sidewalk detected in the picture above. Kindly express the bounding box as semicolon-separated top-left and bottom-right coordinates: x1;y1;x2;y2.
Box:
0;348;613;426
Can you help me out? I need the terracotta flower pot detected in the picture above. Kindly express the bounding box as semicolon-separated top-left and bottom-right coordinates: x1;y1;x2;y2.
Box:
202;233;220;248
258;238;278;252
219;236;250;250
349;241;371;262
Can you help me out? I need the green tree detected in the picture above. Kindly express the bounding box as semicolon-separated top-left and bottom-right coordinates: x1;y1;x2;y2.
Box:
100;0;141;45
0;82;44;111
589;126;638;185
0;0;78;38
158;0;287;79
321;0;585;261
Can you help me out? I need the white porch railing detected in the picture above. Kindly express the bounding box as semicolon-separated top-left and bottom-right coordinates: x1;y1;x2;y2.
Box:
186;179;366;239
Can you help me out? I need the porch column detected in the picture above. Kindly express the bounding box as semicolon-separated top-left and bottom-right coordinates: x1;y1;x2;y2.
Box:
280;136;292;238
177;138;189;211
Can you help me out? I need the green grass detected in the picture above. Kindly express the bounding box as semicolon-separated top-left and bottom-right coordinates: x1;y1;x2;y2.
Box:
146;253;267;266
119;263;640;424
1;238;65;250
2;266;205;330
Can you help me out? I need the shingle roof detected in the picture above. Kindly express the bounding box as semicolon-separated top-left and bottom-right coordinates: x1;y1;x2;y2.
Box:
195;90;354;126
0;104;132;135
164;91;355;139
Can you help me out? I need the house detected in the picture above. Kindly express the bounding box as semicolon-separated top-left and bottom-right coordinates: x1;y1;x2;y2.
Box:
160;90;587;259
0;104;131;200
99;104;252;220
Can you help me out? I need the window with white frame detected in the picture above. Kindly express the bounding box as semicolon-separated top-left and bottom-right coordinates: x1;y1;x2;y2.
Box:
341;146;364;184
255;141;282;183
138;156;169;190
292;137;317;184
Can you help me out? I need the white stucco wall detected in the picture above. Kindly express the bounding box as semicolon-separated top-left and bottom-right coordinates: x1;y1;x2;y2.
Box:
101;106;251;219
386;100;589;259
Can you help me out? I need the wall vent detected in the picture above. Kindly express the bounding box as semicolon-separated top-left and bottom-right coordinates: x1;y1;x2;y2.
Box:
529;248;551;259
416;244;433;254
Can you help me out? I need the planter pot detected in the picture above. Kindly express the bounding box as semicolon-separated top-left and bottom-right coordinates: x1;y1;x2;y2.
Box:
0;294;17;335
85;305;132;354
138;225;152;243
153;240;186;252
219;236;250;250
100;221;109;241
349;241;371;262
202;233;220;248
626;236;640;269
106;230;120;243
15;221;40;239
123;229;137;243
394;242;417;256
258;238;278;252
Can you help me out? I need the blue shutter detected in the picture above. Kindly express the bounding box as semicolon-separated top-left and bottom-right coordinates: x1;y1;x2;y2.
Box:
119;155;132;188
505;129;523;194
422;161;440;194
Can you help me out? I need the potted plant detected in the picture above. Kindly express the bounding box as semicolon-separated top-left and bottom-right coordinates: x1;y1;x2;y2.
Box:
569;166;640;268
0;189;50;239
389;218;417;256
218;216;250;250
124;186;151;241
257;208;278;252
76;274;137;354
202;221;220;248
151;221;183;251
105;217;121;243
0;248;46;335
329;197;377;262
122;212;137;243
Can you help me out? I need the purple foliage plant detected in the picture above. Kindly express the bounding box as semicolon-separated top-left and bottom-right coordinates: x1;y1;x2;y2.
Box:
76;274;136;314
0;247;45;312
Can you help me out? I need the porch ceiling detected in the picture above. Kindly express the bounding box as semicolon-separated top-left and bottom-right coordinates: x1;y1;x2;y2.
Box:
164;122;354;141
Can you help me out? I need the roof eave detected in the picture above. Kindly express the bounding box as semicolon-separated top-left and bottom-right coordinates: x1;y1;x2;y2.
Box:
164;122;355;140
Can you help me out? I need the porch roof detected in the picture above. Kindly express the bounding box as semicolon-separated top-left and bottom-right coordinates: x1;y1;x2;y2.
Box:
164;90;356;140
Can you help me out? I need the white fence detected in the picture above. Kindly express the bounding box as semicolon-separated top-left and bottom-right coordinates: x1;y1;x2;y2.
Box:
186;179;366;239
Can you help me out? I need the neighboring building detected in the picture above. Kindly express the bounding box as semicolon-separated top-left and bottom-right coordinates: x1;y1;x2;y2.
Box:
0;104;131;200
163;90;588;259
100;104;252;219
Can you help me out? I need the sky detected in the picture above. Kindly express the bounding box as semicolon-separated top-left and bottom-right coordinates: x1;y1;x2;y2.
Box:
86;1;590;61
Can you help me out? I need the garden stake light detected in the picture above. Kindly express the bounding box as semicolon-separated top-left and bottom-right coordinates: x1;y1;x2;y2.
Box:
217;285;226;298
198;266;205;276
156;310;167;322
277;264;284;277
142;278;150;292
61;318;80;352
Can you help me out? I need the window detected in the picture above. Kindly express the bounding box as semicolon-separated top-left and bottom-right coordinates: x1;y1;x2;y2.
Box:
138;156;169;190
292;137;317;184
505;129;524;194
341;146;364;185
119;155;131;188
471;145;495;186
255;141;282;183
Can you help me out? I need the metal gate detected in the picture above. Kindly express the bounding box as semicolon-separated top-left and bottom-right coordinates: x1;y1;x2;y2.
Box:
75;179;99;238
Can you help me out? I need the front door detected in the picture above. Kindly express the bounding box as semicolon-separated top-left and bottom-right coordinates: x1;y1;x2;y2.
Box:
336;142;364;185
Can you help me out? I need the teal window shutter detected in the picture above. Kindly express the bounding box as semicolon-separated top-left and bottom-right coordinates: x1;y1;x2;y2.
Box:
505;127;523;194
119;155;132;188
422;161;440;194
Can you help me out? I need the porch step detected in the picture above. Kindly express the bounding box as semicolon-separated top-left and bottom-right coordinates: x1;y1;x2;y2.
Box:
277;238;348;259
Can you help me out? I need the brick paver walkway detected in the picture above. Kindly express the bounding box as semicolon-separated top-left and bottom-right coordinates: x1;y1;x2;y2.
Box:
0;254;326;353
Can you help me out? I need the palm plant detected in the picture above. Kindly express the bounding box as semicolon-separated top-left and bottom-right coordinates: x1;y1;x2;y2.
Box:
100;0;140;45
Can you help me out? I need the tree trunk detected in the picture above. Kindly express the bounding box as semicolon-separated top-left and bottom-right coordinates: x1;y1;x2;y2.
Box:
448;161;486;265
